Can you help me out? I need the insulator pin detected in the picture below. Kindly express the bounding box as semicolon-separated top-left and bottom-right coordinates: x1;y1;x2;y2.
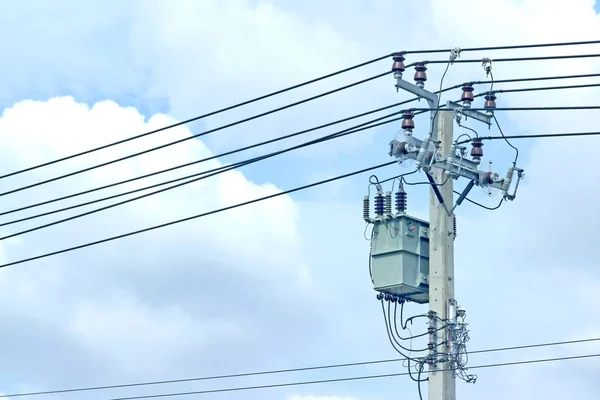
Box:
392;54;406;74
395;184;407;214
414;63;427;88
363;195;370;222
401;110;415;134
471;138;483;164
374;193;384;216
461;83;474;108
385;191;392;216
484;92;497;116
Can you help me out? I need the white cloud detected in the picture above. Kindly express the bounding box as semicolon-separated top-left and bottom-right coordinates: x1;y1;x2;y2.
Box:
0;1;600;399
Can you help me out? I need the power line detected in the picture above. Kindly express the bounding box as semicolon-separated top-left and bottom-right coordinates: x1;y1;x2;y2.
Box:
0;71;389;198
473;82;600;97
0;115;404;239
0;97;423;218
4;336;599;398
0;54;392;180
104;353;600;400
3;72;593;218
469;72;600;86
419;53;600;65
457;131;600;144
401;39;600;54
0;161;397;269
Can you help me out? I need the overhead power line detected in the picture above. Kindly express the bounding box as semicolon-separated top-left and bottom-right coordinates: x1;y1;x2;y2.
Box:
401;39;600;54
0;71;389;198
418;53;600;65
473;82;600;97
5;71;588;219
106;353;600;400
0;115;405;239
4;336;599;398
457;131;600;145
0;54;393;180
0;97;422;218
0;161;397;269
1;71;592;220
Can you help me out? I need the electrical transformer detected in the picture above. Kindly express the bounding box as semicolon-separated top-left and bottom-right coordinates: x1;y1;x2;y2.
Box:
365;185;430;304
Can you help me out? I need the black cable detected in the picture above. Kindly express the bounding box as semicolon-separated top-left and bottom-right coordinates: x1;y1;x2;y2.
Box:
470;72;600;86
380;300;426;359
6;73;596;217
0;72;390;198
0;54;392;181
401;39;600;54
0;161;397;269
459;131;600;144
388;301;429;352
2;97;425;218
474;82;600;97
493;115;519;166
0;113;405;239
420;53;600;65
102;353;600;400
5;337;600;398
453;192;504;210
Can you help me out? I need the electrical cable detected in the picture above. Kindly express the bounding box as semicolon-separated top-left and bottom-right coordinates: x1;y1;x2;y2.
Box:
492;115;519;166
418;53;600;65
0;113;406;239
0;54;393;181
2;97;430;218
401;39;600;54
5;337;600;398
380;300;425;360
101;353;600;400
453;192;504;211
473;82;600;97
0;72;390;198
0;161;398;269
458;131;600;144
470;72;600;86
5;72;595;217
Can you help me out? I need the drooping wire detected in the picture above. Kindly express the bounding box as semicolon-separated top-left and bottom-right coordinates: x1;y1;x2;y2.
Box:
0;54;393;181
456;130;600;144
4;338;600;398
0;72;390;198
0;113;405;238
493;114;519;166
401;39;600;55
453;191;504;210
100;353;600;400
0;161;398;269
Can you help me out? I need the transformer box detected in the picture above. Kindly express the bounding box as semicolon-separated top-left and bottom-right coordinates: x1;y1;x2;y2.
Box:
370;214;430;304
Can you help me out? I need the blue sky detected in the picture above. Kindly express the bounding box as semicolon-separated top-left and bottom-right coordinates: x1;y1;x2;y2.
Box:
0;1;599;400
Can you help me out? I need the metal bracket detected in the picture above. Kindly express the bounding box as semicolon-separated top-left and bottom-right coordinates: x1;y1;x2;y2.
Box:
446;101;491;125
395;78;438;104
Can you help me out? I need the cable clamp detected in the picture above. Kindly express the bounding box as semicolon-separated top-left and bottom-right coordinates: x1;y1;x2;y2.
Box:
450;47;461;64
481;57;492;77
453;105;464;125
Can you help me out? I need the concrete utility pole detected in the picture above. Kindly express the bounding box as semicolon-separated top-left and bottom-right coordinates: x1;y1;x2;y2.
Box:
428;111;456;400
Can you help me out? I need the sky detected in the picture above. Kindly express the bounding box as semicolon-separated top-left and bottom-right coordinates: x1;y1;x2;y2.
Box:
0;1;599;399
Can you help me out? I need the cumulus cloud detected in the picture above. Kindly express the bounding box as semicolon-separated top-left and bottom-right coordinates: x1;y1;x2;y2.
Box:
0;1;600;399
0;97;332;394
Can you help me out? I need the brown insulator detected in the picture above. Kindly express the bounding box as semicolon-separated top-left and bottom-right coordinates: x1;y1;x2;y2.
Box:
461;83;474;108
483;171;494;185
484;92;497;115
392;54;406;73
401;110;415;131
471;138;483;163
414;63;427;87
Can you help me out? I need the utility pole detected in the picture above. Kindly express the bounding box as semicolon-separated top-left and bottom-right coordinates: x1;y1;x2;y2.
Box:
368;55;525;400
427;111;455;400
